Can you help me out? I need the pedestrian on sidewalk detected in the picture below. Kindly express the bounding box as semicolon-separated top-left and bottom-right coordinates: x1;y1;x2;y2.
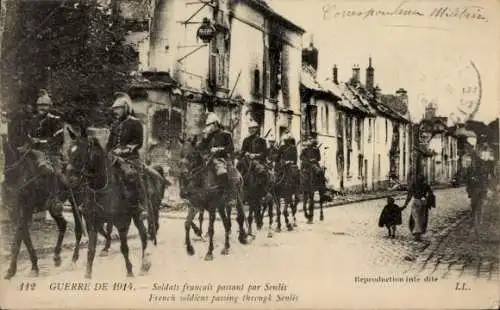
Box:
402;175;434;241
378;196;402;238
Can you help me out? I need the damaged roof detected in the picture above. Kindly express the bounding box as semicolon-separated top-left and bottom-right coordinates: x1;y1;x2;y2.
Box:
240;0;306;33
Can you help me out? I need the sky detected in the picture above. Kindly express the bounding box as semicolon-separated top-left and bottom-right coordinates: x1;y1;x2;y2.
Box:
268;0;500;124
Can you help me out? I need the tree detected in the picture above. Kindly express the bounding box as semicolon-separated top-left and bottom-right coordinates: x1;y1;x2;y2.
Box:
12;0;138;127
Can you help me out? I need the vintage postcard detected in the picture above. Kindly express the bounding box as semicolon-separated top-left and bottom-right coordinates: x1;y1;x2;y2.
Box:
0;0;499;308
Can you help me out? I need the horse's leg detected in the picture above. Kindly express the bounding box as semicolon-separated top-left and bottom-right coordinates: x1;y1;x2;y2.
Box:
292;193;299;227
247;200;254;237
48;204;67;267
275;195;282;233
256;198;263;231
200;210;208;238
303;192;309;220
217;203;231;255
204;208;216;261
98;222;112;256
185;206;197;255
235;196;248;244
84;219;98;279
319;190;325;221
132;213;151;274
284;196;293;231
71;207;83;264
22;221;40;277
5;206;30;279
268;195;275;237
307;192;314;224
116;217;134;277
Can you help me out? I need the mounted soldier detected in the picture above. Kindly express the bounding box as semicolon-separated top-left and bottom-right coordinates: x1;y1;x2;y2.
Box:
22;90;67;188
300;133;326;187
267;134;279;168
198;112;234;187
277;131;298;172
239;120;268;180
107;92;146;218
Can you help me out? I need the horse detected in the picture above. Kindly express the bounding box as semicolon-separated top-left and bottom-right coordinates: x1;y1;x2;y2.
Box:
301;162;326;224
179;135;248;260
273;161;300;231
65;128;163;278
3;138;83;279
237;156;273;236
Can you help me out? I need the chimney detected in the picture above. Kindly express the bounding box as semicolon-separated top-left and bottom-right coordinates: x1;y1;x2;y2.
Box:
302;35;318;71
366;57;374;92
395;88;408;114
351;64;360;84
332;65;338;84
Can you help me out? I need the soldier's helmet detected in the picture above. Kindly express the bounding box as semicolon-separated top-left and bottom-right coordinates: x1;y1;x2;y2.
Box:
248;119;259;129
111;92;133;114
205;112;220;126
281;132;293;143
36;89;53;106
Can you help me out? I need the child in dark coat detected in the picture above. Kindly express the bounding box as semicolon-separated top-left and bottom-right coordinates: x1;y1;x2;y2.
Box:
378;196;403;238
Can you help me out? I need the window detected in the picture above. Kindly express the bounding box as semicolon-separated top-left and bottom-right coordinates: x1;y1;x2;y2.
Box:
325;105;329;134
346;116;352;150
385;119;388;142
368;119;372;142
253;67;261;96
358;154;363;179
269;39;283;99
336;111;343;137
152;108;183;147
355;117;362;150
347;149;352;178
307;104;317;135
377;154;381;178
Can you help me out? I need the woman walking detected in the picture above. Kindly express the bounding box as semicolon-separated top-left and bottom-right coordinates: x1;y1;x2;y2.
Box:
402;174;433;241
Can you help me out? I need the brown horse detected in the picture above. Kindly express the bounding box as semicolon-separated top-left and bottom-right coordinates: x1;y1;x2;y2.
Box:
65;128;162;278
237;157;273;236
3;138;83;279
301;163;326;224
179;135;248;260
273;161;300;231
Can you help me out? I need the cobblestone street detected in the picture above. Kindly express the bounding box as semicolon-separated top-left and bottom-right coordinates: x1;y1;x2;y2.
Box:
1;187;498;308
408;189;500;282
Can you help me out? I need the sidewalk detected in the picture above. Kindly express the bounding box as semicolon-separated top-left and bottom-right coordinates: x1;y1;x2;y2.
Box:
409;189;500;281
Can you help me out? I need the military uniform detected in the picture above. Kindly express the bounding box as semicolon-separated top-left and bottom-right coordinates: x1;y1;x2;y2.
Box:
24;91;67;212
28;97;65;182
267;143;280;164
300;139;326;187
241;132;268;176
199;127;234;183
108;94;145;209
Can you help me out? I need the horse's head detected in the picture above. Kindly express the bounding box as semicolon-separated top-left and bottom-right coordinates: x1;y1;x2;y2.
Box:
178;134;204;175
65;126;107;188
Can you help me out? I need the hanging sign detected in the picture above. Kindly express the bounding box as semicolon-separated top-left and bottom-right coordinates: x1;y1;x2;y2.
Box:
197;18;216;43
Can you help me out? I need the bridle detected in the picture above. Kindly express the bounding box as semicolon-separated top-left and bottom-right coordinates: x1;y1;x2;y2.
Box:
68;138;110;212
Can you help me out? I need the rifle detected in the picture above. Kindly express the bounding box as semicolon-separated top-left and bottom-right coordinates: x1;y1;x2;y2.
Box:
263;128;271;139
